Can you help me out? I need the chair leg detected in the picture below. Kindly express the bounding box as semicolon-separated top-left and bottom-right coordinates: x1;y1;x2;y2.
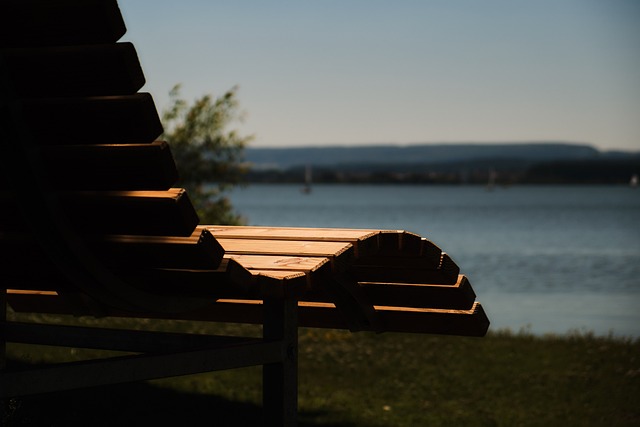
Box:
1;287;7;425
263;298;298;427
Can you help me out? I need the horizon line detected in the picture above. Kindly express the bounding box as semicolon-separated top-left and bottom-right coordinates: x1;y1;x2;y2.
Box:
247;140;638;152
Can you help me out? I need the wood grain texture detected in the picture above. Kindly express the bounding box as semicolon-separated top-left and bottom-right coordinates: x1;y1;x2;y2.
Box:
223;254;333;297
207;225;379;240
208;226;379;257
217;238;353;259
225;254;330;273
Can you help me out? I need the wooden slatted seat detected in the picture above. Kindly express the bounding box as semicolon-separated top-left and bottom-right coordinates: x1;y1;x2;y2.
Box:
0;1;489;425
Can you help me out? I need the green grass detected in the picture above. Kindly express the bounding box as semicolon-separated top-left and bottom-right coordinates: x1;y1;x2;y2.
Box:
4;313;640;426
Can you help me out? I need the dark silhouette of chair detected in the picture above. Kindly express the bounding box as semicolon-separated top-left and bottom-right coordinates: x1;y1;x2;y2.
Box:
0;1;488;425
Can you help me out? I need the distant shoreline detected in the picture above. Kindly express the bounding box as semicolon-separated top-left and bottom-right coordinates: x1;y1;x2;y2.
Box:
244;142;640;185
246;158;640;185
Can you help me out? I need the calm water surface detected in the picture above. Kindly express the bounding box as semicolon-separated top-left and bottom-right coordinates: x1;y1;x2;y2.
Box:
229;184;640;337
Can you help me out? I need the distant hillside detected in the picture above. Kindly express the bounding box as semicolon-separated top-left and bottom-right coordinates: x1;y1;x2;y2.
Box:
244;142;640;184
245;142;604;170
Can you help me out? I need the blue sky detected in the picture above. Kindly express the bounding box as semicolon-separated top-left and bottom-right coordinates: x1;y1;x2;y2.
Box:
118;1;640;150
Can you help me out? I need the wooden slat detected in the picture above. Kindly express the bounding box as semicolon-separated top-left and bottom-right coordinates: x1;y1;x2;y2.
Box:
3;257;253;302
113;259;255;298
373;302;489;336
0;0;126;48
125;260;311;300
207;226;446;261
219;240;360;305
58;188;199;236
2;189;196;236
218;238;354;260
207;225;379;240
34;141;179;191
0;227;221;273
2;43;145;98
253;270;309;298
207;225;379;257
226;254;330;273
296;275;476;310
94;228;224;270
20;93;163;145
0;261;242;299
358;275;477;310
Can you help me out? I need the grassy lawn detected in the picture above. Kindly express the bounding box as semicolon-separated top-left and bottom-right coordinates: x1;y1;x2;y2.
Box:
4;313;640;426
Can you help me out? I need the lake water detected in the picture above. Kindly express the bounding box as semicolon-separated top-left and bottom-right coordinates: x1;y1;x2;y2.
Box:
228;184;640;338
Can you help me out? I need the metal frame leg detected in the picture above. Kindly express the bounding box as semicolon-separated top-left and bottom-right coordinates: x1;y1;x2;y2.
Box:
263;298;298;426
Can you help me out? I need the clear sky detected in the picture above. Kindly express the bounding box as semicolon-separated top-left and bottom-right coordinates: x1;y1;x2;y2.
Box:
118;0;640;151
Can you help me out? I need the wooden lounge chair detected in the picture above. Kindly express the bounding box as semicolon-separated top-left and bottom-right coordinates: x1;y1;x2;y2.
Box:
0;1;489;425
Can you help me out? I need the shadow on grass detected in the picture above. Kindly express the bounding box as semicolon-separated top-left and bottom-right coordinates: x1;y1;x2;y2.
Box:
4;364;356;427
6;384;357;427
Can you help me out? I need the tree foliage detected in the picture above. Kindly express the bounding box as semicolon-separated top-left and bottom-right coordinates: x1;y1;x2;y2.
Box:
161;85;252;225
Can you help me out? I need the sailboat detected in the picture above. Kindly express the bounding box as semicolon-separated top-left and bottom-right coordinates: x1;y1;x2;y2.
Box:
485;169;497;191
630;174;638;188
301;164;312;194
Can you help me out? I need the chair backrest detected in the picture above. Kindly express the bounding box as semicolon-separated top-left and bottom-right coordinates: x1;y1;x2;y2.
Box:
0;0;225;313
